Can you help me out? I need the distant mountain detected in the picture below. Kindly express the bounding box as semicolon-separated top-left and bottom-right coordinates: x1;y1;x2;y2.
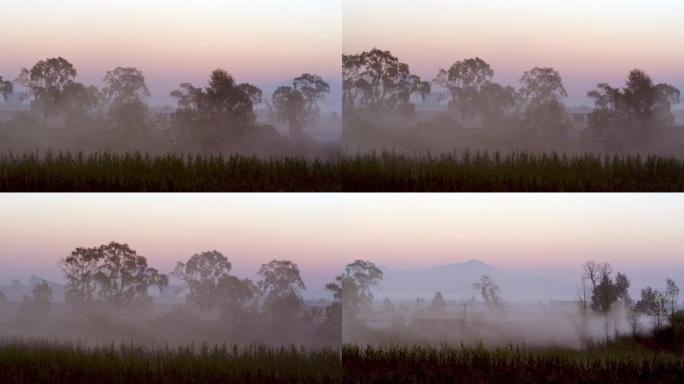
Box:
376;260;577;302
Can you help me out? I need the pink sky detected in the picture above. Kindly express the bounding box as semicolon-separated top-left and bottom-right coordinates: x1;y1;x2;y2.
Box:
1;0;341;105
343;0;684;105
1;194;683;294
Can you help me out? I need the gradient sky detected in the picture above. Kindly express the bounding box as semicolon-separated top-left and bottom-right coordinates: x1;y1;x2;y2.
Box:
1;194;683;296
1;0;341;105
344;0;684;106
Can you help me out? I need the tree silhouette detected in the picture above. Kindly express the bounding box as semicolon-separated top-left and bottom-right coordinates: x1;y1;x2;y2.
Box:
31;281;53;310
434;57;493;117
328;259;383;326
60;246;103;303
430;291;447;312
587;69;680;142
0;76;12;101
257;260;306;325
173;250;234;312
272;74;329;138
342;49;429;113
61;242;167;307
170;69;258;150
16;57;79;116
636;286;668;330
94;242;168;306
666;278;680;318
519;67;569;138
475;81;518;130
473;275;502;309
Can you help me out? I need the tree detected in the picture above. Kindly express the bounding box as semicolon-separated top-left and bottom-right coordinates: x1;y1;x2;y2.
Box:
475;81;518;130
60;246;103;303
16;57;78;116
434;57;493;117
32;281;53;310
582;261;612;291
519;67;569;138
342;49;429;113
587;69;680;143
327;260;383;326
173;250;234;312
95;242;168;306
103;67;150;104
101;67;153;147
170;68;258;150
591;272;617;314
473;275;502;309
271;74;329;138
257;260;306;325
636;286;668;330
382;297;395;312
0;76;12;101
238;83;263;106
60;242;167;306
272;85;307;137
430;291;447;312
666;278;680;318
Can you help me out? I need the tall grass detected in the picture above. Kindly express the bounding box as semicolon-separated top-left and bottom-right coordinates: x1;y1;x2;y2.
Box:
342;344;684;384
1;151;684;191
0;339;341;384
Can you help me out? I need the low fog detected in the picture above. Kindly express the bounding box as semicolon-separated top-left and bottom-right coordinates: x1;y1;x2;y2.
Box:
0;58;341;159
343;49;684;156
0;242;341;348
339;260;683;350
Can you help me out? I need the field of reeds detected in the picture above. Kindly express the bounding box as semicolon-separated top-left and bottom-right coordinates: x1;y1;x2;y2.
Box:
0;339;341;384
342;344;684;384
1;151;684;191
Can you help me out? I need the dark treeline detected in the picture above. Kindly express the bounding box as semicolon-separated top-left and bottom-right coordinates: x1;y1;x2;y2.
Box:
343;48;683;155
0;241;341;347
0;58;338;158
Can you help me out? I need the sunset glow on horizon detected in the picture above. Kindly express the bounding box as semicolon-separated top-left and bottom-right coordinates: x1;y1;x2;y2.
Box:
1;194;683;294
1;0;341;104
344;0;684;105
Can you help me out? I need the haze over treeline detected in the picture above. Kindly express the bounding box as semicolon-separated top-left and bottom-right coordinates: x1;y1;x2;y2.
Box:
342;48;682;154
0;57;341;156
0;240;342;347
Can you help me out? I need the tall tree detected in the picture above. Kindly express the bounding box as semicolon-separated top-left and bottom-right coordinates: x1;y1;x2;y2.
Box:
430;291;447;312
257;260;306;325
636;286;668;330
519;67;569;138
588;69;681;141
170;68;258;150
60;246;103;303
16;57;80;116
473;275;503;309
31;281;53;310
0;76;12;101
61;242;167;306
102;67;152;147
666;278;680;318
342;49;429;113
434;57;494;117
271;74;329;138
95;242;168;306
173;250;234;312
327;260;383;326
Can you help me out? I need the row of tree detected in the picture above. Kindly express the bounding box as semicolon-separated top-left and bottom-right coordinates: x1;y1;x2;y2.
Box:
0;58;330;152
580;261;680;343
343;49;682;148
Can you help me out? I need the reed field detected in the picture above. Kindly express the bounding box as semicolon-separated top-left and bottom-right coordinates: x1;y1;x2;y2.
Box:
1;151;684;192
342;344;684;384
0;339;341;384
